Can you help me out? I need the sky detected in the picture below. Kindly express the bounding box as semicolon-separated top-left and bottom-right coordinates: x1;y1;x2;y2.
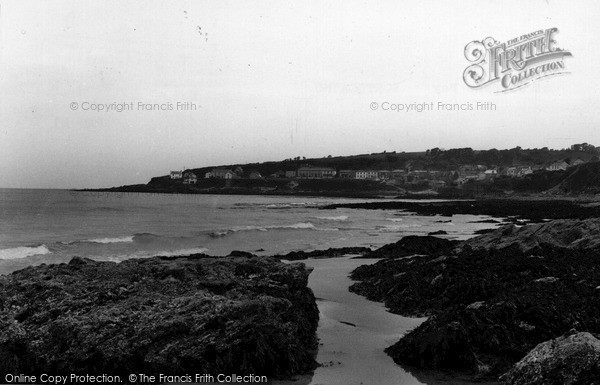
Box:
1;0;599;188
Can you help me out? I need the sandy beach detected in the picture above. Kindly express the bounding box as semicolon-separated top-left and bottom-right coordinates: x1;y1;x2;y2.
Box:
280;256;426;385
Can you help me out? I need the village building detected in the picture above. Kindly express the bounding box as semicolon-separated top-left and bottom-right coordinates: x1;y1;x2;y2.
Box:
296;166;336;179
505;167;517;177
182;172;197;184
517;166;533;176
355;170;378;180
377;170;391;180
484;169;498;179
249;171;263;179
170;171;183;179
339;170;356;179
285;170;297;178
211;168;235;179
546;161;569;172
570;158;585;166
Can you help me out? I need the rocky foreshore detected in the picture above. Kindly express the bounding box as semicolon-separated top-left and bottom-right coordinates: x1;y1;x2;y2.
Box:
0;253;319;381
320;199;600;222
349;219;600;382
276;247;372;260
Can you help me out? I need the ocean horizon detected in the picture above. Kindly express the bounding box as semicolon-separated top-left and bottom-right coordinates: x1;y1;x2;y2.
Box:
0;188;498;275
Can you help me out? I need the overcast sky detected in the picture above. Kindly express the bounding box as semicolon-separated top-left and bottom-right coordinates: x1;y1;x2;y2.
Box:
1;0;599;188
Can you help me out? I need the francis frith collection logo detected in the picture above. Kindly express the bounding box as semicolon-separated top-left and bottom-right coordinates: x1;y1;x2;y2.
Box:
463;28;572;92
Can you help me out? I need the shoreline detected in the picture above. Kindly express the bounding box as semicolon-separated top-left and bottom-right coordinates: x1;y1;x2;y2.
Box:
281;256;427;385
349;220;600;383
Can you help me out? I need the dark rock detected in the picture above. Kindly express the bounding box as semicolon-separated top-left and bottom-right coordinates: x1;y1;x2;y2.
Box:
358;235;459;259
320;199;600;222
428;230;448;236
464;218;600;251
501;332;600;385
349;227;600;379
277;247;371;261
0;254;319;380
474;228;497;235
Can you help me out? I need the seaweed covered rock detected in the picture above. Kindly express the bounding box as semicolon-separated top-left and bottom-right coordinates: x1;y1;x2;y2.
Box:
502;331;600;385
277;247;371;260
351;238;600;377
0;253;319;379
464;218;600;251
359;235;459;260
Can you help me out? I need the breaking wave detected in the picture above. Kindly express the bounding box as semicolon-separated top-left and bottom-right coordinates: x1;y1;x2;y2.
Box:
316;215;349;221
0;245;51;260
85;236;135;244
61;233;165;245
209;222;338;237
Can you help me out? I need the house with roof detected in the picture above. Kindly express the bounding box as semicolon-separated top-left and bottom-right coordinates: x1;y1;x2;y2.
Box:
484;169;498;179
339;170;356;179
211;168;235;179
517;166;533;176
546;161;569;172
296;166;336;179
570;158;585;167
505;167;517;177
249;171;263;179
183;172;197;184
170;171;183;179
355;170;378;180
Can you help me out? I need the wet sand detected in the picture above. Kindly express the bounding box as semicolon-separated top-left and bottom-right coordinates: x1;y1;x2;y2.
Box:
287;256;427;385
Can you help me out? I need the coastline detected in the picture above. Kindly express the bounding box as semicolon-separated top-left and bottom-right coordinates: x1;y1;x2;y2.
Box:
3;191;600;384
281;256;427;385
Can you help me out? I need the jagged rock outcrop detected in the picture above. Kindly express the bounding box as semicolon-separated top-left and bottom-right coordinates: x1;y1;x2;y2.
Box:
464;218;600;251
0;254;319;379
502;331;600;385
350;224;600;379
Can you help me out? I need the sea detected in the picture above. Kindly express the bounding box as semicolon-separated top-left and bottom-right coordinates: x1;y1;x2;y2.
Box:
0;188;501;275
0;188;504;385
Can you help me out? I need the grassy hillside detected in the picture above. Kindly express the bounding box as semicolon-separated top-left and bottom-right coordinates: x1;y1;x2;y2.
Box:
168;146;598;179
92;145;600;198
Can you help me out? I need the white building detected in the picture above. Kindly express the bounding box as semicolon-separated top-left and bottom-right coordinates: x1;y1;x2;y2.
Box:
355;170;378;180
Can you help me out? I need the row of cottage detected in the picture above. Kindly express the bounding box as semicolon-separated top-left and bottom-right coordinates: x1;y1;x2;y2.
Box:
170;159;585;185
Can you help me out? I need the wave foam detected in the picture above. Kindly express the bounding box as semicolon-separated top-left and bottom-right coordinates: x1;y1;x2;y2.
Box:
0;245;51;260
316;215;349;221
209;222;338;237
86;236;135;244
150;247;210;257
